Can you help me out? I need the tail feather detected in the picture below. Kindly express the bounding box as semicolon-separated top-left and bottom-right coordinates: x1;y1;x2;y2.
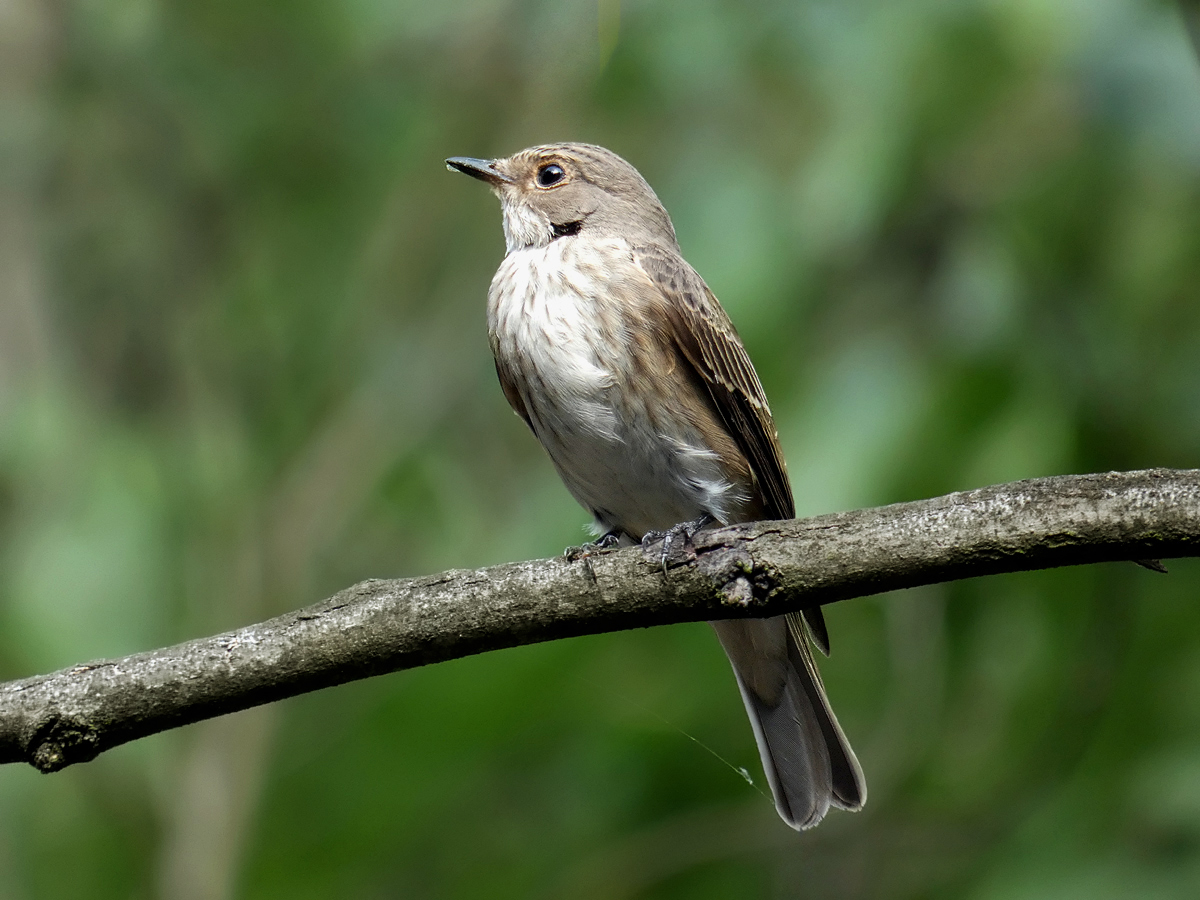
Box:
712;613;865;830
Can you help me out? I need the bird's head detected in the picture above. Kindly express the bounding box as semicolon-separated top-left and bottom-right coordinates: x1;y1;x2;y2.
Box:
446;143;677;253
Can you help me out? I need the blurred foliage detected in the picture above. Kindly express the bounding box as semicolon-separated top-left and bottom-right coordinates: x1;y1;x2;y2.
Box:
1;0;1199;897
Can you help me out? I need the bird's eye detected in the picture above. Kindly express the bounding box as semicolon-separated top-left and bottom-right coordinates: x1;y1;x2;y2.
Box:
536;164;565;187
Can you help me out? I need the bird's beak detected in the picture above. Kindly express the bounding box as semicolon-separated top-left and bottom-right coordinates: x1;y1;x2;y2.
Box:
445;157;513;186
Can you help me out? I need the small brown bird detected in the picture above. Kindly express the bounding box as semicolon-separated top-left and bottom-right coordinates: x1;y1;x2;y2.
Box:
447;143;865;829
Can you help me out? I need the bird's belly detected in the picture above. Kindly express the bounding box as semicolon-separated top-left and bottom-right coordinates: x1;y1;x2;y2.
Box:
489;247;747;538
542;402;731;539
533;378;736;539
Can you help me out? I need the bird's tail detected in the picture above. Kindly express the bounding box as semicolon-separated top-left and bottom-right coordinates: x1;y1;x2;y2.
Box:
711;613;865;829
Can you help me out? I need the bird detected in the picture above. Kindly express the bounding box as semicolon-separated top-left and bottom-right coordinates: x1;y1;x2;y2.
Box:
446;143;865;829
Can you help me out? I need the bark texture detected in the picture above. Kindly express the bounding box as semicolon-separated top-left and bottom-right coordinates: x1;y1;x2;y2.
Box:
1;469;1196;773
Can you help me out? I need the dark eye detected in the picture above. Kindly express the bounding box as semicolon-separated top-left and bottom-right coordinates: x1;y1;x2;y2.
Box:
536;164;565;187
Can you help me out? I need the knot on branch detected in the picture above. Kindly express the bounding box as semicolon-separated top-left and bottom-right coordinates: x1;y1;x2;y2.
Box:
696;545;783;610
30;714;101;773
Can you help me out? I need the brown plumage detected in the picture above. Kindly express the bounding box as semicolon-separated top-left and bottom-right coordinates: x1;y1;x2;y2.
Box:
447;143;866;829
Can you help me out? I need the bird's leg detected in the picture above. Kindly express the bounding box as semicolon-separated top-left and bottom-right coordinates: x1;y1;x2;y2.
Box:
641;514;715;575
564;529;624;562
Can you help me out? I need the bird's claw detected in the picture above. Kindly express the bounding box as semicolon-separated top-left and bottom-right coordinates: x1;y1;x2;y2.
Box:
564;531;622;562
641;515;714;575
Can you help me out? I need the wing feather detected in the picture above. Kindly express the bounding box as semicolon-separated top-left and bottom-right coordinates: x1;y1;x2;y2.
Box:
491;347;533;431
632;244;793;520
632;244;830;654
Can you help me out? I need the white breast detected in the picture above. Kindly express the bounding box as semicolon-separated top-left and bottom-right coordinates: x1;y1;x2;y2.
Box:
487;238;748;538
489;239;622;443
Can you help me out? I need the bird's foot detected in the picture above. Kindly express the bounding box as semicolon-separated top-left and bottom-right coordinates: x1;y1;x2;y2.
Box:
641;514;714;575
564;531;623;562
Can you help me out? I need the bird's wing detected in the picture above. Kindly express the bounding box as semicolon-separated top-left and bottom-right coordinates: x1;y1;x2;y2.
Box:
632;243;794;522
490;339;534;431
632;244;830;655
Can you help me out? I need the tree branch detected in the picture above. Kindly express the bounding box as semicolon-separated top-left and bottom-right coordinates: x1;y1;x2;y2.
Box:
1;469;1197;773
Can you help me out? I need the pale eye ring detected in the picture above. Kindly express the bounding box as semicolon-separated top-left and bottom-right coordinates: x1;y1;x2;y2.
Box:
536;164;565;187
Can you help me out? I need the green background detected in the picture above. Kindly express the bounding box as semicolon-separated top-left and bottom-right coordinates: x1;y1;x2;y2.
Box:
2;0;1199;897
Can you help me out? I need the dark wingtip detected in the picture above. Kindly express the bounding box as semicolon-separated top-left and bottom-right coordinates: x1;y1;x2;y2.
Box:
803;606;831;656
